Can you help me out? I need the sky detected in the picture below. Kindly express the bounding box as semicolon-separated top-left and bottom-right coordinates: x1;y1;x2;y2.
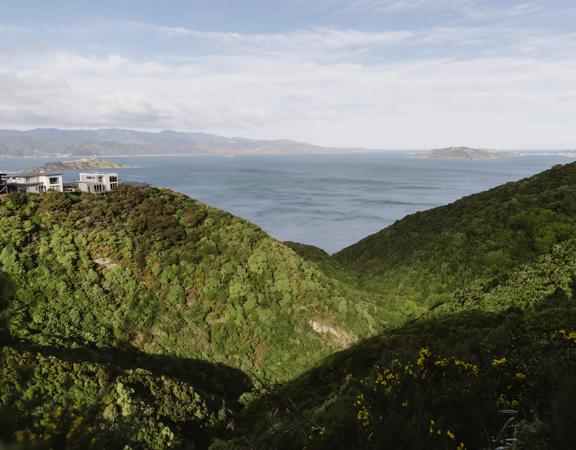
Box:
0;0;575;149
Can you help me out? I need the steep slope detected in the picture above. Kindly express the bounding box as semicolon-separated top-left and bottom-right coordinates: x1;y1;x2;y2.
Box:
218;265;576;448
336;162;576;307
216;203;576;450
6;205;576;449
0;343;252;449
206;163;576;449
0;215;252;450
432;238;576;316
4;163;576;449
0;188;382;383
285;241;420;325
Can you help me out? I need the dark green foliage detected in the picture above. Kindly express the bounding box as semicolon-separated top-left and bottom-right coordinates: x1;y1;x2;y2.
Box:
4;162;576;449
0;188;377;383
335;162;576;307
285;241;407;329
0;342;250;449
431;238;576;316
220;306;576;449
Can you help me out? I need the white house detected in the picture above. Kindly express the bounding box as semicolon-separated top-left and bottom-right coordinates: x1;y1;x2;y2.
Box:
7;173;64;193
0;173;7;195
78;173;119;193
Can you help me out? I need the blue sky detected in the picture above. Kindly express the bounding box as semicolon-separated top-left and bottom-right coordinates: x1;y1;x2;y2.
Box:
1;0;575;148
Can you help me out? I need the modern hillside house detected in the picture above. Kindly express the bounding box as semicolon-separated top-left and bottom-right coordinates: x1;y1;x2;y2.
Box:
6;173;64;193
77;173;119;193
0;173;7;195
0;172;125;195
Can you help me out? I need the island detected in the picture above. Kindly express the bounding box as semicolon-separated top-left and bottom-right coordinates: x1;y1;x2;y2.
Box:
22;157;124;173
413;146;518;160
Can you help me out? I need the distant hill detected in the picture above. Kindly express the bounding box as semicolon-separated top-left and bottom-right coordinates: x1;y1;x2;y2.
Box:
0;128;367;157
414;146;518;159
21;157;124;173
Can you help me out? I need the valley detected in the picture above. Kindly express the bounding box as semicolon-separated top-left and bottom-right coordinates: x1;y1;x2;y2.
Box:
2;161;576;448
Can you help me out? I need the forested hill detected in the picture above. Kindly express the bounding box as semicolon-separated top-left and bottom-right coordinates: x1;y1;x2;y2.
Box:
214;188;576;449
3;162;576;448
0;187;387;447
335;161;576;307
0;187;386;384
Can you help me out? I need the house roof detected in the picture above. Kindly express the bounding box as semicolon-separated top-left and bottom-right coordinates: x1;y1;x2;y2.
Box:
8;172;62;178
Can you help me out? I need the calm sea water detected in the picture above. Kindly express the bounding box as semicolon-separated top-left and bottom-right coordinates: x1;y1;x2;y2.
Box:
1;152;573;253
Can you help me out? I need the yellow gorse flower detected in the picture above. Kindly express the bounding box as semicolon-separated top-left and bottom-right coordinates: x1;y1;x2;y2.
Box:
417;347;432;366
559;329;576;343
491;357;507;367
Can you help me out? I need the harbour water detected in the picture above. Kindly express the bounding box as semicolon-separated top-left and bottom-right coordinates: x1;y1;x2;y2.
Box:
1;152;572;253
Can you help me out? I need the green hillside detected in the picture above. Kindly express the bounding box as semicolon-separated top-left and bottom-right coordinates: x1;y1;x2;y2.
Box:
0;343;251;449
432;237;576;317
212;173;576;448
219;303;576;449
0;188;384;383
284;241;416;325
335;162;576;307
3;162;576;449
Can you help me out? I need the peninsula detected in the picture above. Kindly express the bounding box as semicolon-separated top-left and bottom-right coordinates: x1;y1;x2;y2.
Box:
414;146;518;160
22;157;124;174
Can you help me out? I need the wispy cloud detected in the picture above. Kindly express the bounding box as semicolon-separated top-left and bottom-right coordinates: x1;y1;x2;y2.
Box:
332;0;547;19
46;20;575;62
3;17;574;62
0;0;575;149
2;44;575;148
118;21;417;51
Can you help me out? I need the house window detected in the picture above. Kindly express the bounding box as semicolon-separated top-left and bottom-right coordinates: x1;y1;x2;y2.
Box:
49;177;59;184
110;176;118;182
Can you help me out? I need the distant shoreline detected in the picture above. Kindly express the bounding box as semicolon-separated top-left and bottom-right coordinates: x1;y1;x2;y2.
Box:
0;151;393;159
1;150;575;159
1;150;575;161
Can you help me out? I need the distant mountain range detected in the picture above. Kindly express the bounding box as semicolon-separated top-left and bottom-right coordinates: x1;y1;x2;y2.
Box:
0;128;367;157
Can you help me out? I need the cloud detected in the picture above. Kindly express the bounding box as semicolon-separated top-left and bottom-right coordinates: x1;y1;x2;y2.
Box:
77;20;576;65
4;17;575;62
0;14;575;149
1;43;575;149
121;21;416;53
0;25;32;33
331;0;547;19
